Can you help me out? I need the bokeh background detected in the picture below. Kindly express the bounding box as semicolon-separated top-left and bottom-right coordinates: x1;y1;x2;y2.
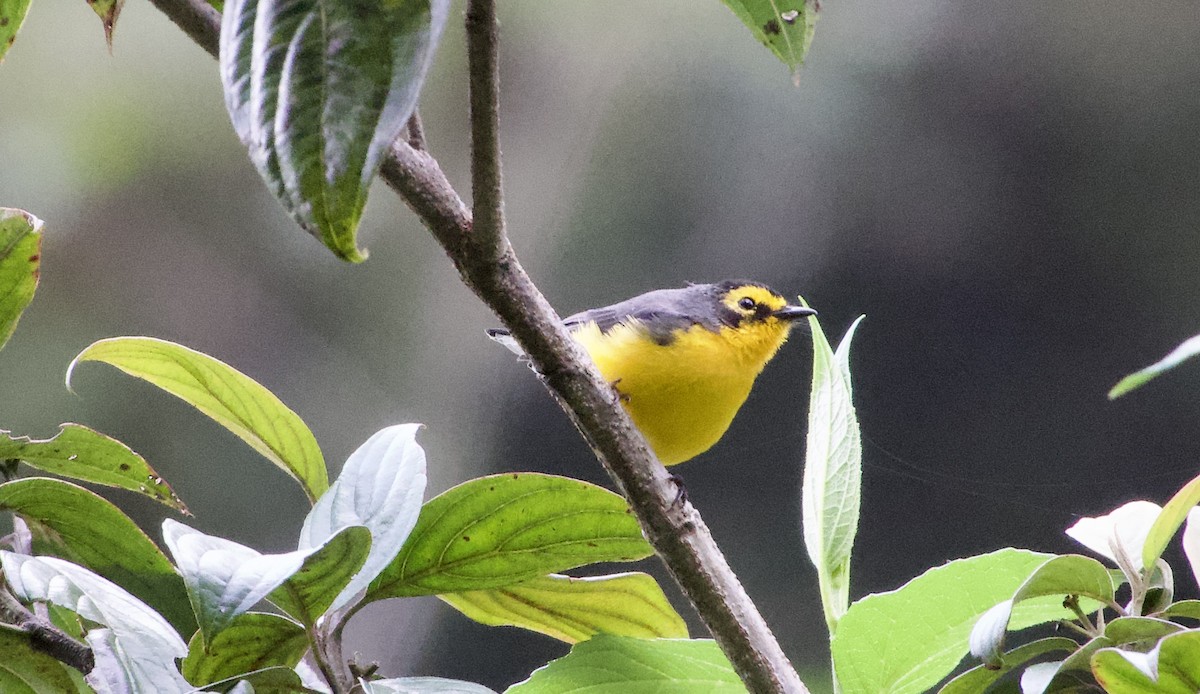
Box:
3;1;1200;690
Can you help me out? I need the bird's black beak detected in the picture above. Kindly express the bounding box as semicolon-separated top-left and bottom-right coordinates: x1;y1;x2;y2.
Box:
772;304;817;321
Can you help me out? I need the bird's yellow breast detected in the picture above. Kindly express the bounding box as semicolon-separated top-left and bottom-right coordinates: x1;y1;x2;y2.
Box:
573;318;793;465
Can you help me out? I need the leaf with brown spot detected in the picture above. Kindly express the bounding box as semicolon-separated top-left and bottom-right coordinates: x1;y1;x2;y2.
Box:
0;207;41;348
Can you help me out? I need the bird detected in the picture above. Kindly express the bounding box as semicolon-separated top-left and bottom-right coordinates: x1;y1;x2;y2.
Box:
488;280;815;466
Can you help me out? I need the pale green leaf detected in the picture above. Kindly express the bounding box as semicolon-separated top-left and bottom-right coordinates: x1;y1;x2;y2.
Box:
0;207;41;349
506;635;743;694
162;519;369;641
181;612;307;688
832;548;1075;694
441;572;687;644
367;473;652;600
219;0;450;261
802;310;864;630
0;424;187;511
1109;334;1200;399
0;552;190;693
0;1;32;62
0;477;195;636
1142;474;1200;573
721;0;818;76
68;336;327;502
299;424;426;614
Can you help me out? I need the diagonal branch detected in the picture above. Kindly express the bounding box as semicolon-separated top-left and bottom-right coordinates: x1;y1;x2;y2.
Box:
0;586;95;675
145;1;810;691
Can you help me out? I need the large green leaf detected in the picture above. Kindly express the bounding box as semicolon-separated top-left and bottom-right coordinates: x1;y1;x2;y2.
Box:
68;336;327;503
441;572;688;644
367;473;652;600
0;424;187;512
0;207;42;350
219;0;450;261
181;612;307;687
299;424;427;614
0;477;195;636
721;0;819;76
506;636;743;693
802;311;864;630
0;624;89;694
162;519;369;641
832;548;1074;694
1109;334;1200;399
0;552;190;693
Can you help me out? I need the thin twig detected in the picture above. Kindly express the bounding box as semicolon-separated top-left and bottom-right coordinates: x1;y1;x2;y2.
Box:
465;0;505;254
144;1;809;690
146;0;220;58
0;588;95;675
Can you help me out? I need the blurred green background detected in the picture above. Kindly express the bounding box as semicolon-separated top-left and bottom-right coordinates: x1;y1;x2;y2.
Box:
3;1;1200;690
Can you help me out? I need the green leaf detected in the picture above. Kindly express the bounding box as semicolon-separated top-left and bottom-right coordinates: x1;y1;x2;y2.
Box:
219;0;450;262
721;0;819;76
0;424;188;512
87;0;124;49
1109;334;1200;399
299;424;427;614
162;519;369;641
181;612;307;687
507;635;742;693
802;311;864;630
362;678;497;693
969;554;1114;666
0;207;42;350
208;666;320;693
1157;599;1200;620
938;637;1079;694
0;552;190;692
831;548;1074;694
441;572;688;644
1103;616;1182;645
0;477;195;637
0;623;89;694
68;336;327;503
367;473;652;600
1142;473;1200;573
0;2;32;62
1092;629;1200;693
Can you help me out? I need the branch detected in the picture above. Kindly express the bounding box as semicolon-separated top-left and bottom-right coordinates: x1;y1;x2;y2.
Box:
146;1;809;691
0;587;95;675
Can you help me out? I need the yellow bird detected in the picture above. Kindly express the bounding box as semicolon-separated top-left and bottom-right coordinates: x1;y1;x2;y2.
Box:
488;280;815;465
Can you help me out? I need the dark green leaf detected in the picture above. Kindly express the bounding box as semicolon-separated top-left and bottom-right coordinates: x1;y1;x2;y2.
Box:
299;424;426;614
367;473;652;600
721;0;818;76
1;552;190;692
507;635;742;693
267;526;371;626
0;424;187;512
68;336;327;503
0;623;89;693
219;0;451;261
938;637;1079;694
0;477;195;637
441;572;688;644
0;207;41;349
181;612;307;687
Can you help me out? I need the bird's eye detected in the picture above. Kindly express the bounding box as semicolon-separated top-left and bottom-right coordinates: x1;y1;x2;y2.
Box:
737;297;756;311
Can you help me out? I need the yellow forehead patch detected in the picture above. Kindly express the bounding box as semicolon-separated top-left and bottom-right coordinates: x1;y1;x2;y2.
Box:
721;284;787;313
